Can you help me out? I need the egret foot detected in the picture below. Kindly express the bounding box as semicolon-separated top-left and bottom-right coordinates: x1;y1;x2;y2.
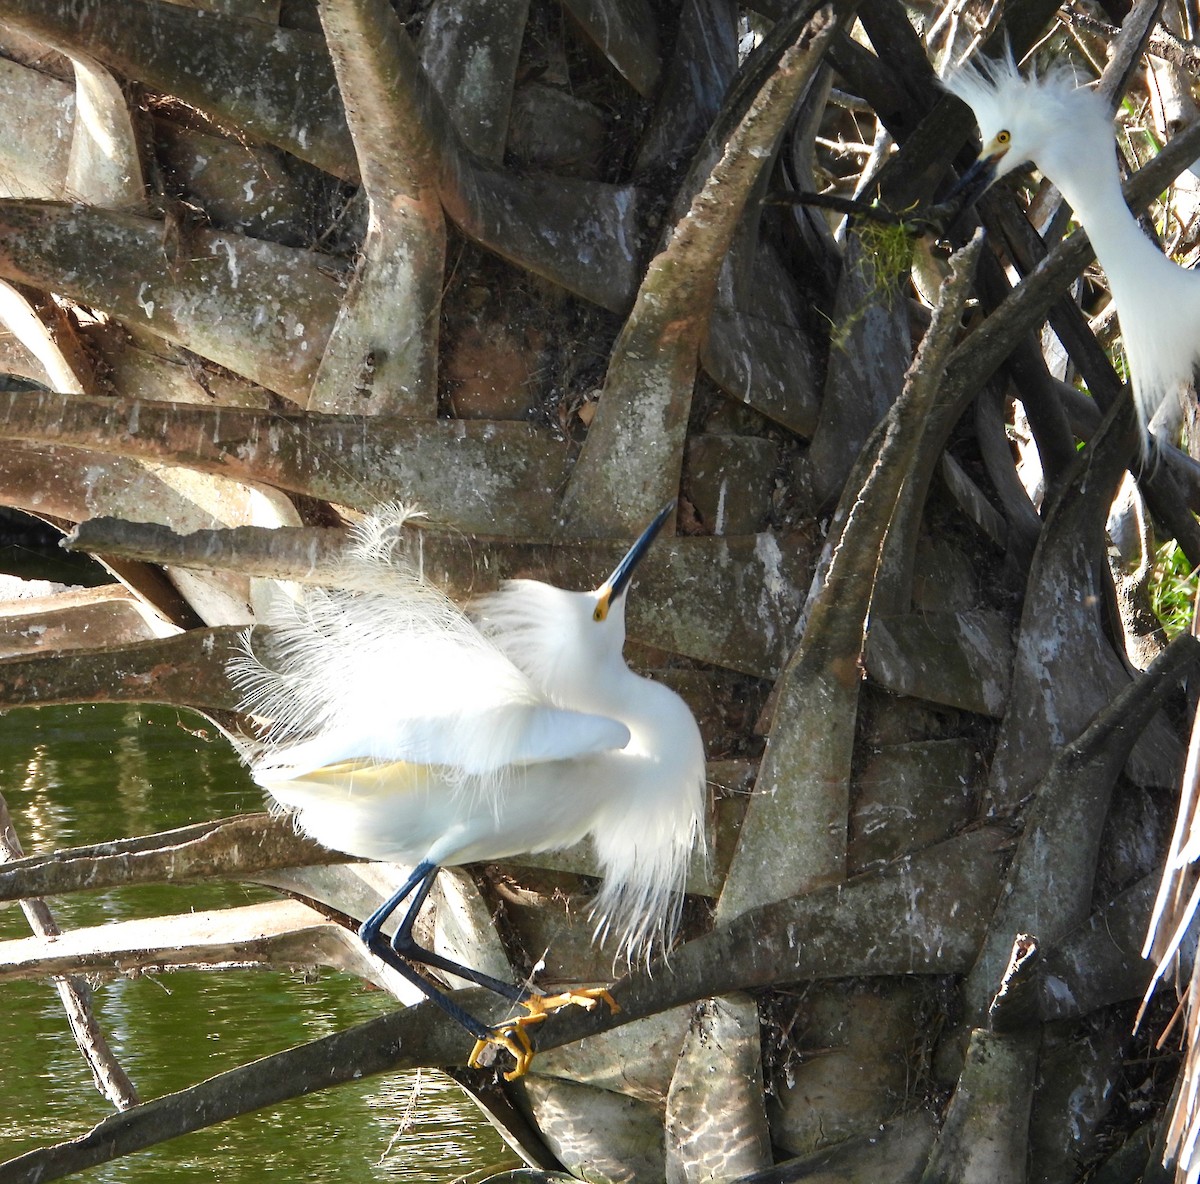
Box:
521;987;620;1021
468;989;619;1080
468;1023;535;1081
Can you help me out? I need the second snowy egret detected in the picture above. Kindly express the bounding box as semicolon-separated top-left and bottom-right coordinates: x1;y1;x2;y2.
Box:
231;502;705;1076
945;53;1200;431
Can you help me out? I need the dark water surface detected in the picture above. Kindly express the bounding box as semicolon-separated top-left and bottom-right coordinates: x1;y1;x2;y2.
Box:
0;703;508;1181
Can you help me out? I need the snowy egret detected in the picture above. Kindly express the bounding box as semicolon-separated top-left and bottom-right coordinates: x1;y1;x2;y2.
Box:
230;502;705;1077
945;53;1200;430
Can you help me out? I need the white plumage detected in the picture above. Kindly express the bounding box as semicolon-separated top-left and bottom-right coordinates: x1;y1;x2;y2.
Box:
945;53;1200;430
230;503;705;969
949;53;1200;1183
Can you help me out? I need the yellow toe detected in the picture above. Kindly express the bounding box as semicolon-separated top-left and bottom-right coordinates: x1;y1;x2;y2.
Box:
468;1024;535;1080
523;986;620;1019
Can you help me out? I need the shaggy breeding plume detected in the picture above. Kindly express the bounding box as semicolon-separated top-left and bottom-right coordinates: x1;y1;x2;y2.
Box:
230;503;705;1076
946;52;1200;431
951;52;1200;1184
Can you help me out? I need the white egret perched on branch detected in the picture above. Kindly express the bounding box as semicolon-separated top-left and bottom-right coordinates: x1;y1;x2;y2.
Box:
945;52;1200;431
230;502;705;1077
950;52;1200;1184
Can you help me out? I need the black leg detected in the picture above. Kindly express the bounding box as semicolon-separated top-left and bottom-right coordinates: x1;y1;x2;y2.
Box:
356;862;619;1079
358;860;435;947
357;863;537;1077
362;932;497;1043
361;860;534;1003
391;873;532;1002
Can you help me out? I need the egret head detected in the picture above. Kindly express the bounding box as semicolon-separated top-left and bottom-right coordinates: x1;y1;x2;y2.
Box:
591;501;675;626
474;503;676;705
944;54;1106;196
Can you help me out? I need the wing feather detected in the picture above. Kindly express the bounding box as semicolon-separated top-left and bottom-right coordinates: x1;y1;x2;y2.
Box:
232;513;629;787
251;704;629;782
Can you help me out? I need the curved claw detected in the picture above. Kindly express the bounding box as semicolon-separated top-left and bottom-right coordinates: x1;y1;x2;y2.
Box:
468;1023;535;1081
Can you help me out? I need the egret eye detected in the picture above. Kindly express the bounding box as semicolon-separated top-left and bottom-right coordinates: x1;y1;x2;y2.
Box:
996;130;1011;145
593;602;608;622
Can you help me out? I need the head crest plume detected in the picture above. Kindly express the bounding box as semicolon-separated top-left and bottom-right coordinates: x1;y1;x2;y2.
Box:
943;50;1096;137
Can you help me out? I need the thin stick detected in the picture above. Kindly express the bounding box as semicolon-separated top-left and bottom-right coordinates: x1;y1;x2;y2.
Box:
0;792;139;1110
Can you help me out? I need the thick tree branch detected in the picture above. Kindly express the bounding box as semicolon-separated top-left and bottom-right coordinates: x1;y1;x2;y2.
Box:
561;2;841;532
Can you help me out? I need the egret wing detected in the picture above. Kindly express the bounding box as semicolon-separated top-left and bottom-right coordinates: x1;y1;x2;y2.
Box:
251;703;629;783
258;756;425;799
233;543;629;785
496;703;630;764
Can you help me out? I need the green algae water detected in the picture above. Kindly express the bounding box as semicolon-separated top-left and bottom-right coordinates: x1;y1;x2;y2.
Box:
0;703;509;1181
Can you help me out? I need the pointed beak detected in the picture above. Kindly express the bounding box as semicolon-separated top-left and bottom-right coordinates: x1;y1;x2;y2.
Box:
593;501;675;619
946;152;1001;206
